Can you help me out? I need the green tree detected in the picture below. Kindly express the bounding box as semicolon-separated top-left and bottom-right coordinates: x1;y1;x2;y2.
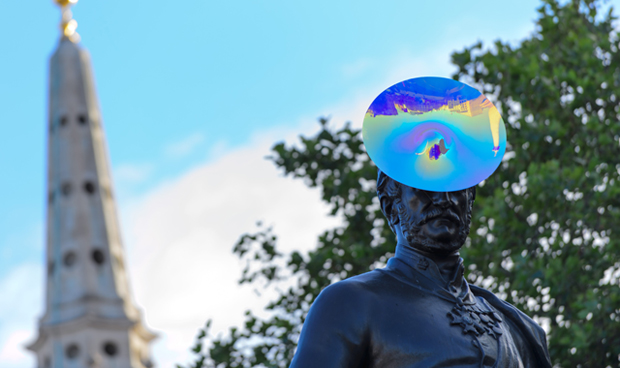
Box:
451;0;620;365
178;0;620;366
177;118;388;368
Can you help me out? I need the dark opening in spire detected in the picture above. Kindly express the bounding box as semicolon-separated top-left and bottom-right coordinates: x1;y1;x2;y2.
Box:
61;182;72;196
103;342;118;356
63;251;76;267
92;249;105;265
83;181;96;195
65;344;79;359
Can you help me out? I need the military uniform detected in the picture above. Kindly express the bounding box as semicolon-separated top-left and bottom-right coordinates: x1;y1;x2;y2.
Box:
290;247;551;368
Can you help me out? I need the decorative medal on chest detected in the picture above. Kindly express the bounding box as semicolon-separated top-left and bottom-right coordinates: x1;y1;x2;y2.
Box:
448;302;504;339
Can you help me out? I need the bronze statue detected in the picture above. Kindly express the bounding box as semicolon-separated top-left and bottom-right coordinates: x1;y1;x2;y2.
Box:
289;169;552;367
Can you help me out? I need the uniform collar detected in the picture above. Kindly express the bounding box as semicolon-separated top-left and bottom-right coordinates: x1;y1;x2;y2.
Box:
392;244;467;296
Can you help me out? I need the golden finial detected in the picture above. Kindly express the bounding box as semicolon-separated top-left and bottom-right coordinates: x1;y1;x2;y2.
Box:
54;0;80;42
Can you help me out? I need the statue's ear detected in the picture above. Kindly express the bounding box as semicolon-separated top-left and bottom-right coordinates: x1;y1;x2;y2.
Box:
379;195;390;219
380;196;399;229
390;205;400;227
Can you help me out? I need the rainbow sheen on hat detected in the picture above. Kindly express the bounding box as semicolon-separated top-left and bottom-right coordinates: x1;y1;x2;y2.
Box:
363;77;506;192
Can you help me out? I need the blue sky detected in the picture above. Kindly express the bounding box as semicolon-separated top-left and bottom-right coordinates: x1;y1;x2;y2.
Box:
2;0;611;366
1;0;544;224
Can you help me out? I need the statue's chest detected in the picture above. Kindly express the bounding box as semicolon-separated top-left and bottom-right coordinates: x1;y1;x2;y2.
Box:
368;294;525;368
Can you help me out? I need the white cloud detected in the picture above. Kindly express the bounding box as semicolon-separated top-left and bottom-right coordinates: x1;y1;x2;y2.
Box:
121;130;341;367
0;263;42;368
165;133;206;158
119;51;459;361
0;330;32;363
0;126;340;368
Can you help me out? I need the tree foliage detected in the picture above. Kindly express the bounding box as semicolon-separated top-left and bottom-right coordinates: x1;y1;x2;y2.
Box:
177;118;389;368
451;0;620;365
178;1;620;366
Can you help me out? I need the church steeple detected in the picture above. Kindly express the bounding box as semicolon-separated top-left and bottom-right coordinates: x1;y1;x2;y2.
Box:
27;2;156;367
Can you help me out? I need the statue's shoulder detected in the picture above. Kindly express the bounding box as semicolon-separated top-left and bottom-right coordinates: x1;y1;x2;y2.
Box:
292;272;387;366
313;270;391;311
300;271;388;337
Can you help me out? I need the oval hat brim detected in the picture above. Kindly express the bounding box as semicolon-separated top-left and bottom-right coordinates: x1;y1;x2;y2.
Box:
363;77;506;192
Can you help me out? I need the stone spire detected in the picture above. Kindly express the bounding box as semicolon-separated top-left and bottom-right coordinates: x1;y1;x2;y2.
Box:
27;2;156;367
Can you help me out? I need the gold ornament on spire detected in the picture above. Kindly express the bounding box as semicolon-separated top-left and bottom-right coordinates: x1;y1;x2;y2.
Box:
55;0;78;6
54;0;80;42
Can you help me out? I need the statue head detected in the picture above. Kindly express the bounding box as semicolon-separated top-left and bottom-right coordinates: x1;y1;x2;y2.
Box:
377;169;476;255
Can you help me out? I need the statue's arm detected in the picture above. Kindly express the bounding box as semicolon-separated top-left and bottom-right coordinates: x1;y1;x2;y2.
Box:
289;280;370;368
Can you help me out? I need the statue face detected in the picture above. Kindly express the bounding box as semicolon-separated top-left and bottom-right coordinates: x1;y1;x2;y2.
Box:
397;186;472;255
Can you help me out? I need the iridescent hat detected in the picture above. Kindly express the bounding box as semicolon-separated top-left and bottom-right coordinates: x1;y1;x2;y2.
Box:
363;76;506;192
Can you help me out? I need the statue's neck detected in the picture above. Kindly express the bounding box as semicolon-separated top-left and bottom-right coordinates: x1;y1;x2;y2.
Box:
395;244;463;286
